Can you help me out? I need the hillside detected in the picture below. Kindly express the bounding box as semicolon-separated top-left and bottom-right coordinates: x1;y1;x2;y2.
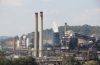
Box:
59;24;100;36
0;36;9;41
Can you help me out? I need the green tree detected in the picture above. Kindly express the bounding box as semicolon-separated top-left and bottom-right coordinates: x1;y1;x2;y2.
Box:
83;60;99;65
12;56;38;65
62;56;81;65
0;58;12;65
0;56;38;65
24;56;38;65
0;51;5;58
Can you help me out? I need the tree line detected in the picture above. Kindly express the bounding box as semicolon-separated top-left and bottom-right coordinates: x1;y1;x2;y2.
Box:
0;57;38;65
62;56;100;65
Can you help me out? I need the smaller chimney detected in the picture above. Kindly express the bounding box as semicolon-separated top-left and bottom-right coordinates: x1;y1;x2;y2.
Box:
65;23;68;36
65;23;67;32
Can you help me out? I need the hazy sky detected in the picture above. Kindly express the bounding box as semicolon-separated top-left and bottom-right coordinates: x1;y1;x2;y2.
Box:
0;0;100;36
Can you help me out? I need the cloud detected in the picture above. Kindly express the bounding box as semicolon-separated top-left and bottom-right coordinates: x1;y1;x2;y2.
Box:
0;0;23;6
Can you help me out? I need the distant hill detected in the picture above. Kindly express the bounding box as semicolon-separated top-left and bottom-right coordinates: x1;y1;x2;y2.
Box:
59;24;100;36
0;36;9;41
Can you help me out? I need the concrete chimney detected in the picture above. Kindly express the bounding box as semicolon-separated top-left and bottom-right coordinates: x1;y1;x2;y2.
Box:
65;23;67;32
65;23;67;36
34;12;39;57
39;12;43;57
13;38;15;55
13;37;16;55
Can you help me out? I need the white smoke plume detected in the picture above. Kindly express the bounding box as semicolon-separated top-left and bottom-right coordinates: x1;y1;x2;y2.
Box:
26;38;29;48
52;21;58;32
17;40;20;48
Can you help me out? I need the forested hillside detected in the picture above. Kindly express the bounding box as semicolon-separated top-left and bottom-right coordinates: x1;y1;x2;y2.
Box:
59;24;100;35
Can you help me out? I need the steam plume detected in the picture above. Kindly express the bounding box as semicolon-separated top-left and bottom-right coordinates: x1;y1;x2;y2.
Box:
52;21;58;32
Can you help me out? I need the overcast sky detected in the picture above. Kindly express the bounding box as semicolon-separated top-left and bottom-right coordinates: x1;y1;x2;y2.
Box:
0;0;100;36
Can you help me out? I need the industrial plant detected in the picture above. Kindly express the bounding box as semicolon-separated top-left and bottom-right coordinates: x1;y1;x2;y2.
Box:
0;12;100;65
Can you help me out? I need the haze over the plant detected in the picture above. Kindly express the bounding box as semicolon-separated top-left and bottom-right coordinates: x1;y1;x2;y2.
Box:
0;0;100;36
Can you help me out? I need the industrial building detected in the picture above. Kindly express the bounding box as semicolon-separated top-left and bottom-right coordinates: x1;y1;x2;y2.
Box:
53;32;60;47
0;11;100;65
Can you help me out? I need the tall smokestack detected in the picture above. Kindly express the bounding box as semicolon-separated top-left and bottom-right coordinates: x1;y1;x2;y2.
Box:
65;23;67;32
13;37;16;55
34;12;39;57
13;38;15;55
39;12;43;57
65;23;67;36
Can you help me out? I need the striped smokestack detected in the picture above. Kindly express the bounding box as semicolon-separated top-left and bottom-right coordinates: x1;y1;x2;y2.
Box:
34;12;39;57
39;12;43;57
